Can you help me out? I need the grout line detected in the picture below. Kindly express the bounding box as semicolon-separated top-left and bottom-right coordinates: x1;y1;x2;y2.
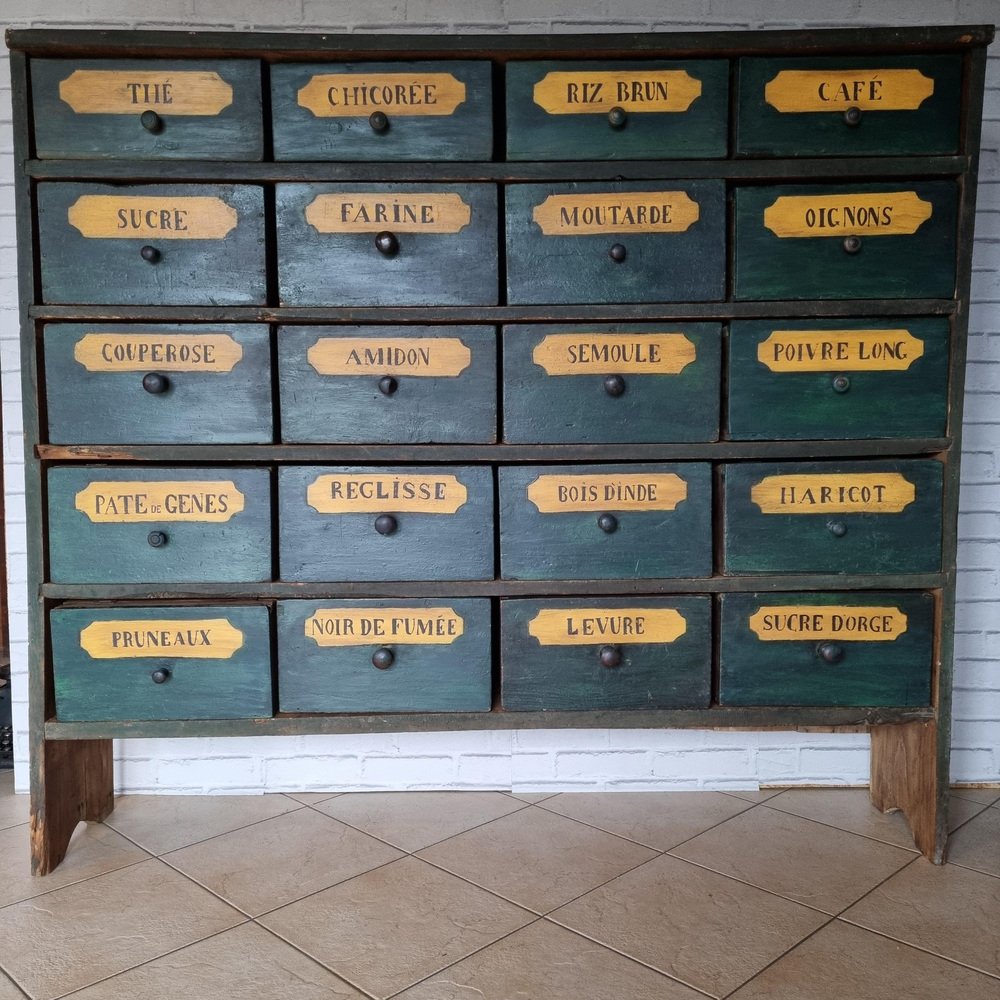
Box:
753;800;922;854
0;966;29;1000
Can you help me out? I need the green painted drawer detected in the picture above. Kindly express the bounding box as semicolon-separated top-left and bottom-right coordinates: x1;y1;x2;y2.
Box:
723;459;943;575
51;604;273;721
501;597;711;711
279;465;493;582
499;463;712;580
276;183;498;306
506;60;728;160
44;323;273;444
277;599;491;712
727;318;949;440
506;181;725;304
31;59;264;160
37;183;267;306
733;181;958;301
278;325;496;444
719;591;933;707
48;466;272;584
271;61;492;160
737;54;962;157
502;322;720;443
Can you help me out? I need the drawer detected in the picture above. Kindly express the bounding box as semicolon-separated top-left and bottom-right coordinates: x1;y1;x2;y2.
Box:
37;183;267;306
506;181;725;304
31;59;263;160
277;599;491;712
737;54;962;157
727;318;950;441
723;459;943;574
499;463;712;580
277;183;498;306
271;61;492;160
44;323;273;444
506;60;728;160
279;465;493;582
51;604;273;721
501;596;711;710
47;466;272;584
278;325;496;444
733;181;958;301
502;322;720;443
719;591;933;706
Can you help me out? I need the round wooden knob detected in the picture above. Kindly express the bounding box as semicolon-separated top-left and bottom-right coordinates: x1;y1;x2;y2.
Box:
378;375;399;396
140;109;164;133
597;513;619;534
599;645;623;668
843;236;862;255
372;646;395;670
140;245;161;263
827;520;848;538
375;231;399;257
374;514;398;536
609;243;627;263
142;372;169;394
832;374;851;393
607;106;627;128
147;530;168;548
603;374;626;397
843;106;862;127
816;642;845;664
369;110;390;133
151;667;171;684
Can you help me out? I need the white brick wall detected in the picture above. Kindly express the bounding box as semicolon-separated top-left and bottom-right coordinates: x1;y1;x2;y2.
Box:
2;1;998;795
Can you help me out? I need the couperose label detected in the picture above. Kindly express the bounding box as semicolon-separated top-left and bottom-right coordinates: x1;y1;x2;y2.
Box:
305;193;471;234
532;333;696;376
527;473;688;513
305;607;465;646
307;337;472;377
74;332;244;373
67;195;238;239
79;618;244;658
763;191;932;238
297;72;467;117
764;69;934;113
528;607;687;645
74;481;245;523
306;473;468;514
533;70;702;114
532;192;700;235
58;69;235;115
749;473;916;514
757;329;924;372
748;606;908;641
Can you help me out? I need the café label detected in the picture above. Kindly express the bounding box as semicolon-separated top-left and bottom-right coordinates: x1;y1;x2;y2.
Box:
532;333;696;375
533;191;699;235
298;72;467;117
79;618;244;658
527;473;687;513
307;337;472;377
305;607;465;646
533;69;702;114
305;192;471;234
59;69;234;115
74;332;244;373
307;474;468;514
528;607;687;645
74;481;245;523
763;191;932;238
750;473;916;514
757;329;924;372
748;606;908;641
67;195;238;239
764;69;934;113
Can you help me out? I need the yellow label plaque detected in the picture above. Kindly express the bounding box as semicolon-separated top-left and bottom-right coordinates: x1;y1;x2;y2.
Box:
306;474;468;514
67;196;238;240
527;473;688;513
79;618;244;658
764;69;935;113
74;333;244;373
305;193;471;234
748;606;908;641
74;481;245;523
533;191;700;236
58;69;234;115
528;607;687;646
757;329;925;372
533;69;702;114
307;337;472;377
305;607;465;646
750;473;916;514
532;333;696;376
762;191;932;238
297;72;467;117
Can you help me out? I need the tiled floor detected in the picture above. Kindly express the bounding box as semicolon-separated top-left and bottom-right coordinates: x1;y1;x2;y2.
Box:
0;771;998;999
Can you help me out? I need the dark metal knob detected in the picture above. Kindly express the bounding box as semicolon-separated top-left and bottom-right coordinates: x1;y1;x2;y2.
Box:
372;646;395;670
609;243;627;263
607;106;627;128
151;667;171;684
599;645;623;668
843;106;862;127
832;374;851;394
375;231;399;257
147;530;168;548
827;520;848;538
140;109;163;133
603;374;626;397
843;235;862;255
597;513;619;534
816;642;845;664
369;110;390;133
140;245;161;263
378;375;399;396
374;514;398;536
142;372;169;394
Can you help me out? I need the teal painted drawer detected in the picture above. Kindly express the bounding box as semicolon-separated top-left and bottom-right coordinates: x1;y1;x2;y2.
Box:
499;463;712;580
47;466;272;584
276;183;498;306
719;591;933;707
733;181;958;300
723;459;943;575
31;59;264;160
727;318;949;440
279;465;493;582
506;60;728;160
502;322;720;443
278;325;496;444
506;181;725;304
271;61;492;160
277;599;491;712
737;54;962;157
44;323;273;444
37;183;267;306
501;596;711;711
51;604;273;721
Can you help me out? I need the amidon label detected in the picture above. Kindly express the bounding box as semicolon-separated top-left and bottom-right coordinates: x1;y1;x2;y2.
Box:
74;332;244;372
533;191;699;235
298;72;467;117
748;606;908;641
58;70;234;115
532;333;696;375
305;607;465;646
307;337;471;377
528;607;687;645
749;473;916;514
79;618;244;658
527;473;687;513
763;191;932;238
533;70;702;114
757;329;924;372
67;195;238;239
75;481;245;522
764;69;934;113
305;192;471;234
307;473;468;514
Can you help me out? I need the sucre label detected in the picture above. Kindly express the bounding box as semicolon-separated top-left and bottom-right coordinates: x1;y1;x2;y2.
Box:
297;72;467;117
306;473;468;514
79;618;244;658
748;606;908;641
74;481;245;523
305;607;465;646
533;70;702;114
763;191;932;238
532;333;696;376
750;473;916;514
58;70;234;116
74;333;243;373
528;607;687;645
307;337;472;377
527;473;687;513
764;69;934;113
305;193;471;234
757;329;924;372
67;196;238;240
533;191;700;236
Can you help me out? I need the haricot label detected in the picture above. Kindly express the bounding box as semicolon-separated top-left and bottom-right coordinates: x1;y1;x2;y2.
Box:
74;481;246;523
307;337;471;377
757;329;924;372
305;607;465;646
67;195;238;240
297;72;467;117
762;191;932;238
532;333;696;376
79;618;244;658
527;607;687;645
306;473;468;514
749;473;916;514
304;192;471;234
532;69;702;114
532;191;700;235
527;473;688;513
748;606;908;641
58;70;235;115
764;69;935;113
74;333;244;373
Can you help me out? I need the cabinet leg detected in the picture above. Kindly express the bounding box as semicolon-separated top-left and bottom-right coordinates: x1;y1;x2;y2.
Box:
30;739;114;875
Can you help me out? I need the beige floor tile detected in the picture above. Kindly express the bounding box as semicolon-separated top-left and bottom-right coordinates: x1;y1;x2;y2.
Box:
722;788;787;802
164;807;402;916
397;919;705;1000
672;805;913;913
945;806;1000;878
282;792;342;804
0;858;244;1000
105;794;304;855
507;792;559;803
260;856;533;999
729;919;1000;1000
0;972;24;1000
951;786;1000;806
843;859;1000;977
0;773;29;833
315;791;527;851
550;854;828;998
949;794;993;831
417;805;658;913
540;790;753;850
68;922;367;1000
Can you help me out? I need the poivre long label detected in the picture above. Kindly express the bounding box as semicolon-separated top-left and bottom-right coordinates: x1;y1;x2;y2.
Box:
74;333;244;373
298;72;467;117
757;329;925;372
764;69;934;113
750;473;916;514
67;196;238;239
748;606;908;641
763;191;932;238
307;337;472;377
532;333;696;375
528;607;687;645
527;473;688;513
532;191;700;235
307;473;468;514
533;70;702;114
74;481;245;523
305;607;465;646
305;193;471;234
59;70;234;115
79;618;244;658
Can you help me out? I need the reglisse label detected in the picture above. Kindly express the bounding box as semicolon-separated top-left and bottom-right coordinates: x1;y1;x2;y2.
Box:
532;333;696;376
307;473;468;514
533;70;702;114
79;618;244;659
757;329;924;373
748;606;909;642
59;70;234;116
749;473;916;514
74;333;244;373
67;195;238;240
305;607;465;647
74;481;246;523
528;607;688;646
533;191;699;236
763;191;932;238
764;69;934;113
307;337;472;377
527;473;687;513
298;72;467;117
305;193;471;234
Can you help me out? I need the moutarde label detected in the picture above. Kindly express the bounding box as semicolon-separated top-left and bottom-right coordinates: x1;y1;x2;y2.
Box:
58;69;234;115
79;618;244;658
67;196;238;240
307;337;472;377
749;473;916;514
305;607;465;646
74;481;246;523
532;333;696;376
74;333;244;373
528;607;687;645
306;473;468;514
304;193;471;234
748;606;908;641
757;329;924;372
762;191;932;238
532;191;700;235
533;69;702;114
297;72;467;117
764;69;934;113
527;473;688;513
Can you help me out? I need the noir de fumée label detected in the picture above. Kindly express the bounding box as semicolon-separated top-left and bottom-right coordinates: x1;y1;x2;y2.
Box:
305;607;465;646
